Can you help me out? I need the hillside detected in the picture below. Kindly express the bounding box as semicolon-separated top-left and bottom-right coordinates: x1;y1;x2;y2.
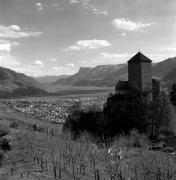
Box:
55;64;127;87
0;67;47;98
52;57;176;87
152;57;176;79
35;75;70;84
162;63;176;87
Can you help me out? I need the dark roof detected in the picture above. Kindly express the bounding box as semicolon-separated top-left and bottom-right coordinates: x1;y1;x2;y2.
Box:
115;80;129;91
128;52;152;63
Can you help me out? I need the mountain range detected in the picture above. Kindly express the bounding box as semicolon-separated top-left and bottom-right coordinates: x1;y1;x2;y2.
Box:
53;64;127;87
52;57;176;87
0;56;175;98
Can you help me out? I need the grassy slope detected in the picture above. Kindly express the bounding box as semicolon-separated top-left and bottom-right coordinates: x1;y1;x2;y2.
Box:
0;100;176;180
0;102;63;180
0;103;62;133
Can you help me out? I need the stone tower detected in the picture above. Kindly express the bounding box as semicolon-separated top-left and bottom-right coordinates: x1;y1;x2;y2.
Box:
128;52;152;93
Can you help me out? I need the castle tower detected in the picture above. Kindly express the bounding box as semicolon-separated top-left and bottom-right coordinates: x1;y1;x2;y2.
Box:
128;52;152;93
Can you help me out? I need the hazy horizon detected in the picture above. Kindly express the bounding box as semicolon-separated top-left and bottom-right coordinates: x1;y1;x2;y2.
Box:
0;0;176;76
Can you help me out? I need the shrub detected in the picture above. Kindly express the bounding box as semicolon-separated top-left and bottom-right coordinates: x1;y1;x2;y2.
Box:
129;129;150;148
112;130;151;149
9;121;19;129
0;138;11;151
64;110;104;138
0;150;4;167
0;125;9;138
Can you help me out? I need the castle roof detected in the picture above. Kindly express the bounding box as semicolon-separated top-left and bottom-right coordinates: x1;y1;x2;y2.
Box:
128;52;152;63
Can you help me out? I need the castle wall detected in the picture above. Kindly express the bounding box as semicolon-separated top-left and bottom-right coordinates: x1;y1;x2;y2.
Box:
128;62;142;91
141;62;152;92
128;62;152;92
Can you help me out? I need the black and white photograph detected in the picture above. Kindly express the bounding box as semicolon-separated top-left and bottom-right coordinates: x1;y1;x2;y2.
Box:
0;0;176;179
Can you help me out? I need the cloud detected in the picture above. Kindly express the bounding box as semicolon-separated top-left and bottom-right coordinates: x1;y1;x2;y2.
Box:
160;47;176;52
99;52;130;59
10;63;64;77
21;65;75;76
96;52;132;64
70;0;108;16
65;39;111;51
0;25;43;38
0;42;11;52
52;66;64;71
70;0;79;4
147;53;174;62
0;39;21;69
51;58;57;62
0;53;75;76
66;63;75;67
51;3;63;11
33;60;44;67
86;52;132;66
50;66;76;76
121;32;127;37
0;40;19;52
79;52;132;67
52;3;58;7
10;25;21;31
112;18;152;32
92;8;108;16
35;2;44;10
0;54;75;76
0;54;22;69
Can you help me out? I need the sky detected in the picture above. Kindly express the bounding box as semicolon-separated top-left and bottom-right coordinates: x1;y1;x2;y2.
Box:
0;0;176;76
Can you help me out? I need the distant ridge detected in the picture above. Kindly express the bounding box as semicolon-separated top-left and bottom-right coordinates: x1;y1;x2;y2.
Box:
35;75;70;84
52;57;176;87
152;57;176;79
54;64;127;87
162;57;176;86
1;56;175;97
0;66;47;98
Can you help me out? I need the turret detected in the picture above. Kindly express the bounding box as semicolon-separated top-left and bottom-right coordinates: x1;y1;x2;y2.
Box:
128;52;152;93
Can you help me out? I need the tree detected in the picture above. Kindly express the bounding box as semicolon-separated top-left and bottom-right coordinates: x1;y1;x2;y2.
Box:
104;90;149;137
148;91;172;139
169;83;176;106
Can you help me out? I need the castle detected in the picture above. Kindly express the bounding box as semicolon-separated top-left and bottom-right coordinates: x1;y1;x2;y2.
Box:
115;52;156;97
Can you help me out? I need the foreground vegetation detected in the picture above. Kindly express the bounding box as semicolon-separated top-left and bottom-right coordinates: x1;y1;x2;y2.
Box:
1;126;176;180
65;88;174;140
0;88;175;179
0;103;174;180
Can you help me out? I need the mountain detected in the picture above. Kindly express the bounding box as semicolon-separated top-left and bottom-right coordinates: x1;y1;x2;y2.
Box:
54;57;176;87
152;57;176;79
0;67;47;98
162;69;176;87
35;75;70;84
161;58;176;86
55;64;127;87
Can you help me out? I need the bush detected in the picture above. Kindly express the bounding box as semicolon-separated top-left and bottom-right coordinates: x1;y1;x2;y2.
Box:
0;125;9;138
129;129;150;148
112;130;151;149
64;110;104;138
9;121;19;129
64;89;173;140
0;150;4;166
0;138;11;151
